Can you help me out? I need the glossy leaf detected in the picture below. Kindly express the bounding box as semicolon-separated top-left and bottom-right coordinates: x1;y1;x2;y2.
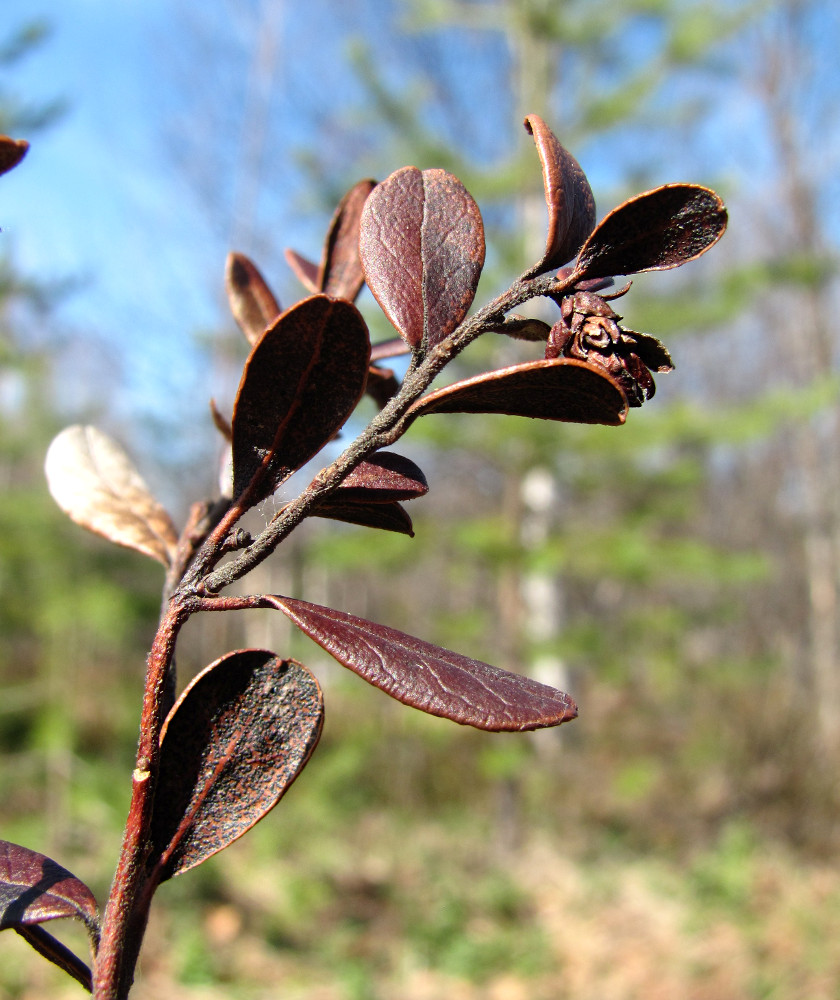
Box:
320;178;376;300
316;499;415;536
0;840;99;936
267;596;578;731
575;183;728;280
405;359;627;428
150;650;323;881
523;115;596;273
284;248;320;293
360;166;485;351
335;452;428;503
231;295;371;501
225;252;281;346
0;136;28;176
45;425;179;566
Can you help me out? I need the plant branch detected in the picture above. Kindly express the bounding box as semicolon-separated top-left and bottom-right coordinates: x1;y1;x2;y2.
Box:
196;268;572;595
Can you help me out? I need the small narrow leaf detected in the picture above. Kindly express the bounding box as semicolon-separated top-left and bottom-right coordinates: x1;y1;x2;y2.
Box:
370;337;410;362
365;363;400;408
523;115;596;273
15;925;92;992
45;425;179;566
231;295;371;502
359;166;485;350
284;248;320;293
405;359;627;427
491;316;552;342
225;252;281;346
316;499;415;536
575;184;728;280
320;179;376;300
150;650;323;880
0;136;28;176
267;596;578;732
0;841;99;936
336;452;428;503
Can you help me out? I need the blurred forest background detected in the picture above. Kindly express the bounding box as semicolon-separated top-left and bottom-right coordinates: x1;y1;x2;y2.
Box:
2;1;840;998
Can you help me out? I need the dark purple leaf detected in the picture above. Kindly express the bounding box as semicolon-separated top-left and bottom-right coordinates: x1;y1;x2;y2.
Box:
284;248;320;293
150;650;323;881
0;841;99;936
225;252;282;346
359;166;485;351
316;499;415;536
575;184;728;280
0;136;28;176
231;295;371;502
266;596;578;732
335;452;428;503
405;359;627;427
523;115;596;273
320;179;376;300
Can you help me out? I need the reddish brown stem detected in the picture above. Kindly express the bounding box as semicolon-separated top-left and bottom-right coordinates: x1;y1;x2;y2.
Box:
92;598;193;999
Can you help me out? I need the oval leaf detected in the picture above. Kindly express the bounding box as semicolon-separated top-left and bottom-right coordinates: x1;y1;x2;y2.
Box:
405;359;627;427
150;650;323;880
225;252;282;346
267;596;577;732
316;499;415;536
0;840;99;935
231;295;371;502
575;183;728;280
284;247;320;293
336;452;428;503
320;178;376;300
45;425;179;566
523;115;596;273
0;136;28;176
359;166;485;351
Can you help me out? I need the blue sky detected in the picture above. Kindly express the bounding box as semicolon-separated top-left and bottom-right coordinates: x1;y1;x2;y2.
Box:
2;0;838;485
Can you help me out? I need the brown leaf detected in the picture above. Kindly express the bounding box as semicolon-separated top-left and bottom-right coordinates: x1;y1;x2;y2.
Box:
365;363;400;408
45;425;179;566
284;248;320;293
523;115;596;273
575;183;728;280
267;596;577;731
405;358;627;427
150;651;323;881
231;295;371;502
359;166;485;351
335;452;428;502
370;337;410;362
491;315;552;342
225;252;282;346
209;398;233;442
320;179;376;300
316;499;415;536
0;136;28;176
0;840;99;936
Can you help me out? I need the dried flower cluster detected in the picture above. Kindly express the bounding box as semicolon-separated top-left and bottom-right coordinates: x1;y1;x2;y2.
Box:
0;116;726;998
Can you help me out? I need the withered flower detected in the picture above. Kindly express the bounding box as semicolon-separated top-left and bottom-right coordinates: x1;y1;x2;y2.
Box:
545;288;673;406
